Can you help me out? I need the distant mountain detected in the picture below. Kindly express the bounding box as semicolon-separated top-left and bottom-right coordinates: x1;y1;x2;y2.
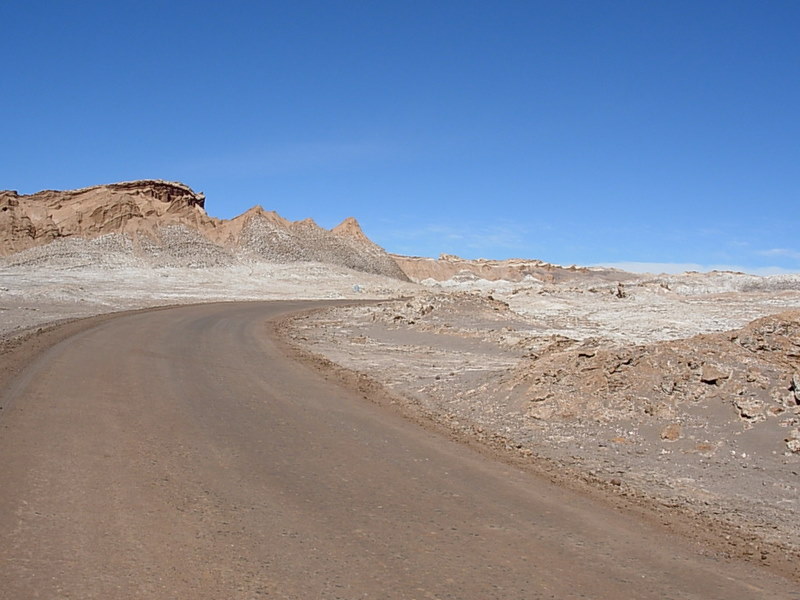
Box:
392;253;640;284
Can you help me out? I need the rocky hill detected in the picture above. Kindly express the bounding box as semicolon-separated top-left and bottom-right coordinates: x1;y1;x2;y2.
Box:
0;180;408;280
393;253;640;284
0;181;213;254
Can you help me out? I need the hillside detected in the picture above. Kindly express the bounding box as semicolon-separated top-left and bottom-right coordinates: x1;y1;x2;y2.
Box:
0;180;408;280
393;253;641;284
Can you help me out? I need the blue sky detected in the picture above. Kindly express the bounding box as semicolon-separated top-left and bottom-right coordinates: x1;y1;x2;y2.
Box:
1;1;798;274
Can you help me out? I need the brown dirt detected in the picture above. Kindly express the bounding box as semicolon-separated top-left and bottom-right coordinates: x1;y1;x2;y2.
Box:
281;297;800;583
2;302;798;598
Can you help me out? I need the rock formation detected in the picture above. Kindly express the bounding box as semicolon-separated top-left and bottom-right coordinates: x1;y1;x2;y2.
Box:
0;181;212;254
0;180;409;280
393;253;638;284
506;310;800;452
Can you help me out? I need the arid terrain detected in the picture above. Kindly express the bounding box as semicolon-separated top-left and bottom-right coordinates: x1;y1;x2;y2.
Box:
282;272;800;572
5;302;798;599
2;180;799;592
0;180;416;337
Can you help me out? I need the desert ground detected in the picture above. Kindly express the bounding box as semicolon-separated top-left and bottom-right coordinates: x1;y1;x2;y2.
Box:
5;302;799;598
3;249;800;580
2;181;799;593
282;269;800;574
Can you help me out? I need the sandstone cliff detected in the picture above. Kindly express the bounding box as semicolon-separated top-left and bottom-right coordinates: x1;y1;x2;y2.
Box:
0;180;408;280
0;180;214;255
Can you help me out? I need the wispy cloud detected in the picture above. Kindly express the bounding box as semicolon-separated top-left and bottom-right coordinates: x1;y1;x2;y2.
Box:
757;248;800;261
596;261;800;276
383;221;531;257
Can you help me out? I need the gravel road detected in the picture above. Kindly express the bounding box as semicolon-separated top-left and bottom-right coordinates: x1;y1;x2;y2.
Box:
0;302;796;599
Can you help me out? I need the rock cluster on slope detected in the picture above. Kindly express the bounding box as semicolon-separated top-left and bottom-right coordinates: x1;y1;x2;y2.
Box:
510;311;800;450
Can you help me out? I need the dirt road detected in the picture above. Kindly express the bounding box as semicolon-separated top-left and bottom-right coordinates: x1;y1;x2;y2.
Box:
0;302;796;599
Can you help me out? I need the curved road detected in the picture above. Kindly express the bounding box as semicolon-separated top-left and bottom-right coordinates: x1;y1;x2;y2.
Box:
0;302;795;599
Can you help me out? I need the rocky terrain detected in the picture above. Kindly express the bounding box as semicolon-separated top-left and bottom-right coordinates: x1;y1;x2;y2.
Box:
393;253;641;284
0;180;418;339
0;180;408;279
0;181;209;254
282;273;800;572
2;178;800;577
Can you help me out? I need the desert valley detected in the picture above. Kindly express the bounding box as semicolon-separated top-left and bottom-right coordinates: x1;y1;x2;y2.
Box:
1;180;799;593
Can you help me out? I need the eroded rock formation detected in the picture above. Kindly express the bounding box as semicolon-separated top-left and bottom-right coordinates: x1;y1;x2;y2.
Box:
0;180;408;280
393;253;638;284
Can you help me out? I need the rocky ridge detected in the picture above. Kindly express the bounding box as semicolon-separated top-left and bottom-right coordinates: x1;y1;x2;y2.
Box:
0;180;212;254
393;253;641;284
0;180;408;280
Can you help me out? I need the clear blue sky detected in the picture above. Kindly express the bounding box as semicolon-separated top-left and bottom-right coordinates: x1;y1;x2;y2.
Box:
2;1;798;274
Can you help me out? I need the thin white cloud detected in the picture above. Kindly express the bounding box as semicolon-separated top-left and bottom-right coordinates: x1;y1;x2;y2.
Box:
757;248;800;261
387;222;528;250
596;261;800;276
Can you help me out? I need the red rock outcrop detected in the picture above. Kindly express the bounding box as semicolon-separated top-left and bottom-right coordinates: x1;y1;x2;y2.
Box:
0;180;409;280
0;180;214;254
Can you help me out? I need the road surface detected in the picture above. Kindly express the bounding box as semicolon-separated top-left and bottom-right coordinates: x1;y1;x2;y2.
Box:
0;302;796;599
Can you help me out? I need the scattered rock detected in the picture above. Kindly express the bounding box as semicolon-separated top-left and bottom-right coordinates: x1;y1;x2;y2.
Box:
700;363;729;385
734;398;765;422
790;374;800;404
786;429;800;453
660;423;682;441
